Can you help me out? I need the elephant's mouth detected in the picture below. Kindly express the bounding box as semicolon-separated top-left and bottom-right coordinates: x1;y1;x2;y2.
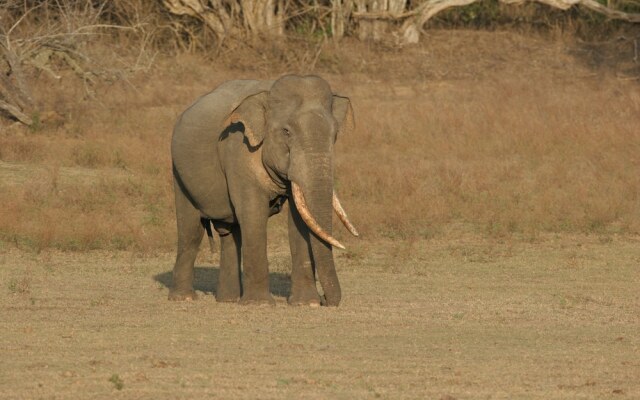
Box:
291;181;359;250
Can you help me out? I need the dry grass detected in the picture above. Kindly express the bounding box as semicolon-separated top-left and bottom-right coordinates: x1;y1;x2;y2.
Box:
1;31;639;251
1;235;638;398
337;72;640;239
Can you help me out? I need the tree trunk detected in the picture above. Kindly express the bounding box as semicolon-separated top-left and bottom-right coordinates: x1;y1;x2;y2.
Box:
354;0;407;41
240;0;285;37
331;0;353;41
162;0;233;43
0;43;35;126
352;0;640;44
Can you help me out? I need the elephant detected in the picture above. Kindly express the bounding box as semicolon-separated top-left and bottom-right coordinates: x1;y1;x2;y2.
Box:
170;74;358;306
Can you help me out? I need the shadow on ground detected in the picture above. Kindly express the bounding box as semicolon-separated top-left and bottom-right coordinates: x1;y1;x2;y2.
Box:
154;266;291;298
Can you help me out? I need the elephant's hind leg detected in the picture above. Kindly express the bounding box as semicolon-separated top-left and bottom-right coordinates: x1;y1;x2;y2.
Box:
215;223;242;302
169;179;203;301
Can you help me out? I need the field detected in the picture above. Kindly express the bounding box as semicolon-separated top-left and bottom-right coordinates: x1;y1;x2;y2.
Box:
1;29;640;398
2;235;639;398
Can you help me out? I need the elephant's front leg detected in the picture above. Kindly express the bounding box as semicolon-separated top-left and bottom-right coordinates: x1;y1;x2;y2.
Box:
236;201;274;306
288;200;322;306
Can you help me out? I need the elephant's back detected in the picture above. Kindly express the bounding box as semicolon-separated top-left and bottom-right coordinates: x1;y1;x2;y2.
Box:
176;80;272;130
171;79;273;218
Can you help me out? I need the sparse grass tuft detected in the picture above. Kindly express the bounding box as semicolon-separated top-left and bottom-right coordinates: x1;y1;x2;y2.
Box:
8;277;30;295
109;374;124;390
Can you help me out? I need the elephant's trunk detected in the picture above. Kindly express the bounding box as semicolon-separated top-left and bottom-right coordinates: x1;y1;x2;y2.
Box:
290;174;341;305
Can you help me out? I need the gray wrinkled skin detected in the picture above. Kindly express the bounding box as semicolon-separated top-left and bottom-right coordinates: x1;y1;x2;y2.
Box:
170;75;353;306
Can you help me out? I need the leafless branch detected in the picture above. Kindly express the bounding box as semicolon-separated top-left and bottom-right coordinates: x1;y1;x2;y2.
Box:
0;99;33;126
350;0;640;43
0;0;147;126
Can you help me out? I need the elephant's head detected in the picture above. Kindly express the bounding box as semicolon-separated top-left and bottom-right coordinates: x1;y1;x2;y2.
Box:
226;74;358;248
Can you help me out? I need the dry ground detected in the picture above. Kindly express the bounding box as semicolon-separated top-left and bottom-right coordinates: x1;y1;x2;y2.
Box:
1;29;640;398
1;234;639;399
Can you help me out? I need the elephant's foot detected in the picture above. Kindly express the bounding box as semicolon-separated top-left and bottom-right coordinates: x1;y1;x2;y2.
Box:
239;292;275;306
215;292;240;303
321;294;340;307
216;282;241;303
168;288;198;301
288;291;321;307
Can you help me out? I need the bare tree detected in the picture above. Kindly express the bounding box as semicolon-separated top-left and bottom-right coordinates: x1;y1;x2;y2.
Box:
162;0;235;44
241;0;285;36
0;1;145;126
352;0;640;44
162;0;286;46
331;0;353;40
162;0;640;46
1;1;37;125
353;0;407;41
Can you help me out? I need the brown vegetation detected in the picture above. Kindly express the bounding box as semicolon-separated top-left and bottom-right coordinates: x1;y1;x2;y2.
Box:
336;35;640;239
1;26;639;251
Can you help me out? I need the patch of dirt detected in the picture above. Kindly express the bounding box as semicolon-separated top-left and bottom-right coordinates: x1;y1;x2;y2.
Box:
1;235;639;398
0;160;134;187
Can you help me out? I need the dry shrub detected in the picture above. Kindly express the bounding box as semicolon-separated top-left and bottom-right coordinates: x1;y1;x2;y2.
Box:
0;0;167;130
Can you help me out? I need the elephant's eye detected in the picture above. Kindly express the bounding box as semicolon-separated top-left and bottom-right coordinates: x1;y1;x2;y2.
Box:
282;128;291;137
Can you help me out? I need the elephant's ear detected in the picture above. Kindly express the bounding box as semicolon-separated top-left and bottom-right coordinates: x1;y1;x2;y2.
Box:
225;91;269;147
332;95;355;138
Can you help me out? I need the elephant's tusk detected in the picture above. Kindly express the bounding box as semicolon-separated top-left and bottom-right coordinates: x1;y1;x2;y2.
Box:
292;182;346;250
332;193;359;237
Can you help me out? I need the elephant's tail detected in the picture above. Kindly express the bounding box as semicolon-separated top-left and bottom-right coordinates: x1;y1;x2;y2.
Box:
200;218;215;254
